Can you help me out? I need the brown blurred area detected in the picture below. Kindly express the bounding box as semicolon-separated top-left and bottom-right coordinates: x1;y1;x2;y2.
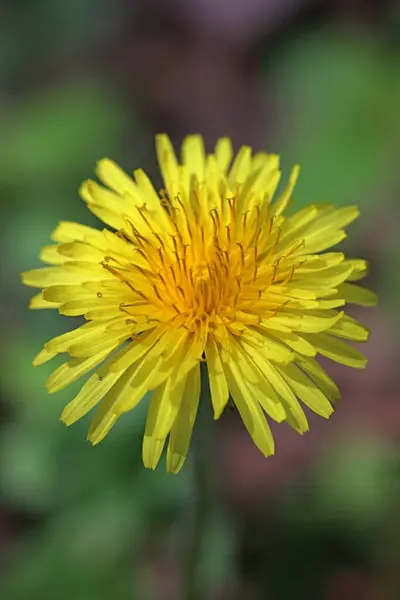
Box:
1;1;399;599
111;0;395;144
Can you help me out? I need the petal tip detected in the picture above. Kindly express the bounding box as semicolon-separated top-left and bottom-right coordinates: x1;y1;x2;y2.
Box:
143;436;165;470
79;180;93;203
60;410;72;426
33;348;56;367
167;452;185;474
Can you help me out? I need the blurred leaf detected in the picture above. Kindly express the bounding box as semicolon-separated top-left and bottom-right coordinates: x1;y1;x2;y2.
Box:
0;1;129;88
199;510;236;591
0;337;75;419
0;79;128;188
49;492;141;567
0;25;23;82
312;438;399;533
0;334;182;515
380;241;400;320
1;506;137;600
0;422;57;512
36;0;124;50
270;31;399;210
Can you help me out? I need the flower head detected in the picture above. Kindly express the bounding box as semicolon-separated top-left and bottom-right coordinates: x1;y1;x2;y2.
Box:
22;134;376;473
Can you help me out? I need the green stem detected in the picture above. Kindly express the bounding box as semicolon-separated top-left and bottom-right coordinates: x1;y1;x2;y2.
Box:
182;364;213;600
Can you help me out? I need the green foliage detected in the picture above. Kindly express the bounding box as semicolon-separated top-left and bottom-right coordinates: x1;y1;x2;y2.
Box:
312;439;399;533
0;6;158;596
198;510;236;593
1;80;128;189
259;439;400;599
268;27;399;315
270;31;399;211
275;438;399;571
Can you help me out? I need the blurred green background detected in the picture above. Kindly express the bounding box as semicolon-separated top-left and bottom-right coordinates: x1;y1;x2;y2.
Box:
1;1;399;599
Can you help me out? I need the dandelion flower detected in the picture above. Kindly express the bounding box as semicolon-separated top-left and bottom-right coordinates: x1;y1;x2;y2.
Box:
22;134;376;473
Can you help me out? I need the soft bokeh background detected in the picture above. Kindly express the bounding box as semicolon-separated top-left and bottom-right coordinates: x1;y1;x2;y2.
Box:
1;1;399;598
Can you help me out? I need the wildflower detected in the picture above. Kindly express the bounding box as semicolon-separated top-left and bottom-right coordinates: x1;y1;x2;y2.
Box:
22;135;376;472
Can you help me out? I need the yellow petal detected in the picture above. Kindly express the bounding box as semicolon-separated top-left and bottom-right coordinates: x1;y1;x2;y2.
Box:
33;347;57;366
296;253;345;273
302;206;359;242
46;345;119;393
87;402;119;445
232;342;286;423
270;165;300;216
345;259;368;281
278;205;321;251
214;137;233;172
68;329;130;358
277;363;333;418
294;263;353;289
223;358;275;457
63;260;112;277
43;285;94;303
251;358;309;434
269;310;344;334
205;337;229;419
228;145;251;186
182;134;206;182
166;364;201;474
59;299;119;317
134;168;173;233
316;298;346;309
296;357;340;403
46;321;104;353
144;375;187;440
96;158;136;195
156;133;180;197
169;329;206;388
329;314;370;342
246;381;286;424
239;156;282;212
50;221;101;243
336;283;377;306
22;267;90;288
61;368;122;425
87;362;141;444
29;292;59;309
40;244;66;265
302;230;347;254
113;355;164;414
287;205;358;255
86;204;127;232
304;332;367;369
81;180;126;215
57;241;106;262
109;325;167;373
242;329;295;364
268;330;316;357
143;436;166;470
251;152;279;174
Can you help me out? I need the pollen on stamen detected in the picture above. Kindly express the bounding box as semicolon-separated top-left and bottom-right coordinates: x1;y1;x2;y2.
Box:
153;285;164;303
116;229;127;240
136;206;154;232
236;242;245;268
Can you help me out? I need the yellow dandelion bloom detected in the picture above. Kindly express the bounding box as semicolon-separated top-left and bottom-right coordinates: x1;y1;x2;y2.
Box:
22;134;376;473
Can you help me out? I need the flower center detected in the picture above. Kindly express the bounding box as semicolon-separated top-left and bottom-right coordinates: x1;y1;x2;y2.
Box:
100;189;303;339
